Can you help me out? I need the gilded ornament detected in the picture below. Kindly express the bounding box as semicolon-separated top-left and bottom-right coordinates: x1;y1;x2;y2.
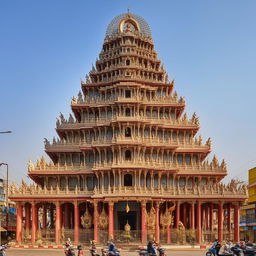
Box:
98;207;108;229
81;208;92;229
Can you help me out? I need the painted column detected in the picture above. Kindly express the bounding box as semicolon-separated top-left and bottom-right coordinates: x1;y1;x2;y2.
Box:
182;204;186;228
141;201;147;243
25;204;30;231
43;204;47;229
55;202;61;244
108;202;114;240
191;201;195;230
74;201;79;243
175;201;180;229
94;202;98;242
16;203;23;244
234;203;240;242
31;203;37;243
218;202;223;242
196;201;201;244
167;224;171;244
155;202;160;243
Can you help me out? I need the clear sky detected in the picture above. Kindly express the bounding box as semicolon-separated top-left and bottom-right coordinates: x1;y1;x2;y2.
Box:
0;0;256;184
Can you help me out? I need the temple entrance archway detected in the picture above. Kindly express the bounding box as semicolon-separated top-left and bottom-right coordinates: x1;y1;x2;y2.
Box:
114;201;141;230
117;211;136;230
114;201;141;242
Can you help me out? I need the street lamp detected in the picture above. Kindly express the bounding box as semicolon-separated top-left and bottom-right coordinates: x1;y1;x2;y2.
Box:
0;131;12;134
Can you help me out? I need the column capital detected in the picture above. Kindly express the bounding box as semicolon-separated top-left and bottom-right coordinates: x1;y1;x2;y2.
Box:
155;201;160;208
141;200;147;207
190;200;196;205
54;201;61;207
108;201;114;207
73;200;78;207
218;200;224;207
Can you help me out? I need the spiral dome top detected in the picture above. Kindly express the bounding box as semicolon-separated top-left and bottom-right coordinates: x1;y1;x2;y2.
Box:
105;12;152;39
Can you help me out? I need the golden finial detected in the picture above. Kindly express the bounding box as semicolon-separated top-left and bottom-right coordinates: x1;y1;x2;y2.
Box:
127;8;131;18
126;201;130;213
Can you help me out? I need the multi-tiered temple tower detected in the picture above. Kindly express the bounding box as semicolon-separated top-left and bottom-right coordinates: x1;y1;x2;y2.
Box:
10;12;247;245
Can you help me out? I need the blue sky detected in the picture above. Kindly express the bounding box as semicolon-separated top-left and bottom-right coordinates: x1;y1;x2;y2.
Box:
0;0;256;184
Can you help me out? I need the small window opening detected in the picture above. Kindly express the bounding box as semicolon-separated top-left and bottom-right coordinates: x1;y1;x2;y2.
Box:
125;108;131;116
125;127;131;137
125;90;131;98
126;59;130;66
125;150;132;161
124;174;133;186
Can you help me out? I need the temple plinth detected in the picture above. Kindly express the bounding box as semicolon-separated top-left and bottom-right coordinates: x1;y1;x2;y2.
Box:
10;12;247;245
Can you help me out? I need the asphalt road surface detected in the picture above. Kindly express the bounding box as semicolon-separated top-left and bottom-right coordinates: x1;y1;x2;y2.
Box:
7;249;207;256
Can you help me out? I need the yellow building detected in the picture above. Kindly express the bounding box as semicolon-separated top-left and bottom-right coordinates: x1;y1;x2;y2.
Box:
240;168;256;242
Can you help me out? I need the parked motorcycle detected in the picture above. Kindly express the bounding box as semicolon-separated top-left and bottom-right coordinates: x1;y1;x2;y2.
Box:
243;243;256;256
77;244;83;256
206;248;234;256
64;243;75;256
231;244;244;256
157;247;167;256
89;241;100;256
0;244;8;256
138;241;166;256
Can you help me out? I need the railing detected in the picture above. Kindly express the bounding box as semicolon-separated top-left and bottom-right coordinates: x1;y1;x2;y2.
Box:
114;230;141;244
79;229;94;244
93;185;246;198
57;115;198;130
45;137;210;151
40;229;55;244
76;95;184;106
98;230;108;244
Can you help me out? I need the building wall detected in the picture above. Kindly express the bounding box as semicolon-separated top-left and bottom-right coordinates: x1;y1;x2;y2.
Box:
248;168;256;203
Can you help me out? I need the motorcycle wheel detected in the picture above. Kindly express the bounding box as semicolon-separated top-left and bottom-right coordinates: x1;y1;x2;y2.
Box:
205;252;212;256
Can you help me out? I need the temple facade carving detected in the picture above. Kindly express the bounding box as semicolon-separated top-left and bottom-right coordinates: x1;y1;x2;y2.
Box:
10;12;246;245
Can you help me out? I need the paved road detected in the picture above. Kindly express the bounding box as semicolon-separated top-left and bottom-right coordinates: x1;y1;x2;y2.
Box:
7;249;206;256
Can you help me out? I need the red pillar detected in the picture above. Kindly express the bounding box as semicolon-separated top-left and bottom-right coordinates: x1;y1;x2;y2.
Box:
175;201;180;229
74;201;79;244
234;203;240;242
227;203;231;233
31;203;37;243
167;225;171;244
16;204;23;244
55;202;61;244
196;201;201;244
182;203;186;228
155;202;160;243
141;201;147;243
64;203;69;228
94;202;98;242
191;201;195;230
108;202;114;240
218;202;223;242
43;204;47;229
25;204;30;231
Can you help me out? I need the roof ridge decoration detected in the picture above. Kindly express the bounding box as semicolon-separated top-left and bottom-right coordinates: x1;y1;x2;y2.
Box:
105;12;152;39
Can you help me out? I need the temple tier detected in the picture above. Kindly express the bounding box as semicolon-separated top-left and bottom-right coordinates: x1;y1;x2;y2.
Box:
10;12;246;245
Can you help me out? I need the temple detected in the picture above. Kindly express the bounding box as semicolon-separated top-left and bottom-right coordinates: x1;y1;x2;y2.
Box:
10;12;247;245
